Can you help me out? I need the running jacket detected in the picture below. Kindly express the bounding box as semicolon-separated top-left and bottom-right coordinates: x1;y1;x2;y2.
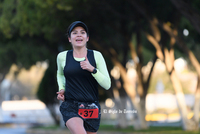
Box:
57;49;111;101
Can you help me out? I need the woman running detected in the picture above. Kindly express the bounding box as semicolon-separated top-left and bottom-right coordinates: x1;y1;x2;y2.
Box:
56;21;111;134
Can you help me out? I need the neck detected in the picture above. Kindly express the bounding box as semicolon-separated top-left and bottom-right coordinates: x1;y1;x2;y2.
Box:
73;47;87;58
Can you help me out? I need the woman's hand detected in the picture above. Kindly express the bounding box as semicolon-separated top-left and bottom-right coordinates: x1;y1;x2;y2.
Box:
80;56;94;72
57;89;65;101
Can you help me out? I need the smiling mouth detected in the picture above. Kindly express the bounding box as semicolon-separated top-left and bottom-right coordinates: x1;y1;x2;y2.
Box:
76;39;83;43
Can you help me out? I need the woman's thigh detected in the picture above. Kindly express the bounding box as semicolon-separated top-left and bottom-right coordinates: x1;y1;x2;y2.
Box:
66;117;86;134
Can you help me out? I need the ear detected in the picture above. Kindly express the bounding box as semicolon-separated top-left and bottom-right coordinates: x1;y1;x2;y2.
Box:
87;36;89;42
68;37;71;42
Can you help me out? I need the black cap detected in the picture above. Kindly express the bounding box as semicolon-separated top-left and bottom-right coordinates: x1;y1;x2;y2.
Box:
67;21;89;37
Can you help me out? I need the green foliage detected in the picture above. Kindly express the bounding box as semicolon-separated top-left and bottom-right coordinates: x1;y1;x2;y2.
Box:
0;0;75;41
0;0;15;38
0;38;51;72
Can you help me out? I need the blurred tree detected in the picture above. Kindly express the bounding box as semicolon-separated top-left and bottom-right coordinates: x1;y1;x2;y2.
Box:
169;0;200;130
130;0;200;130
0;0;69;122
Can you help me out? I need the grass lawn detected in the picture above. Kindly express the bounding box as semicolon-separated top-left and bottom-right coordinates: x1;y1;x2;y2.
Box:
99;124;200;134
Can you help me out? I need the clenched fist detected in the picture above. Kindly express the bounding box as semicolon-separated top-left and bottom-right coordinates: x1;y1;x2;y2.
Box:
80;56;94;72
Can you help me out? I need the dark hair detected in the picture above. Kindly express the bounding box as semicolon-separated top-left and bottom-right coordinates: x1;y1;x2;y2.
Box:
67;21;89;37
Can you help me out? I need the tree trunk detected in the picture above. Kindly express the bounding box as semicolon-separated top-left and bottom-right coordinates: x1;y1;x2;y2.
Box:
113;90;128;128
112;77;129;128
47;104;59;125
129;97;147;130
192;76;200;129
162;22;200;130
135;28;149;129
170;69;195;130
117;61;148;129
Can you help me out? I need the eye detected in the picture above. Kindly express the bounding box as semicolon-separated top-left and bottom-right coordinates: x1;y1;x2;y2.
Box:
81;31;86;34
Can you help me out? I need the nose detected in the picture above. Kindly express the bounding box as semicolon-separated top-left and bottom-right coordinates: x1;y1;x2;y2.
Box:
77;32;82;36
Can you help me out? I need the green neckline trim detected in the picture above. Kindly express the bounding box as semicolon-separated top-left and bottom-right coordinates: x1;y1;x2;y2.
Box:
74;57;85;62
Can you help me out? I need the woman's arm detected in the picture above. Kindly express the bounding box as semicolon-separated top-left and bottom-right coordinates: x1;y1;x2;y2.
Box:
56;51;67;91
92;50;111;90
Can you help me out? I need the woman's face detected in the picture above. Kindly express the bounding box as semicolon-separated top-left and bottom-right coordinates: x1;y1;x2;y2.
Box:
68;26;89;48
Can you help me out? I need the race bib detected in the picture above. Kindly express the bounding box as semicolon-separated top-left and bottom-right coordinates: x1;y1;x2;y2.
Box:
78;102;99;119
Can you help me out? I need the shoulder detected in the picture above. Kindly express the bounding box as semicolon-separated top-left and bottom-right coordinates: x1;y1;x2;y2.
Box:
57;50;68;57
93;50;105;62
93;50;103;57
57;50;68;60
